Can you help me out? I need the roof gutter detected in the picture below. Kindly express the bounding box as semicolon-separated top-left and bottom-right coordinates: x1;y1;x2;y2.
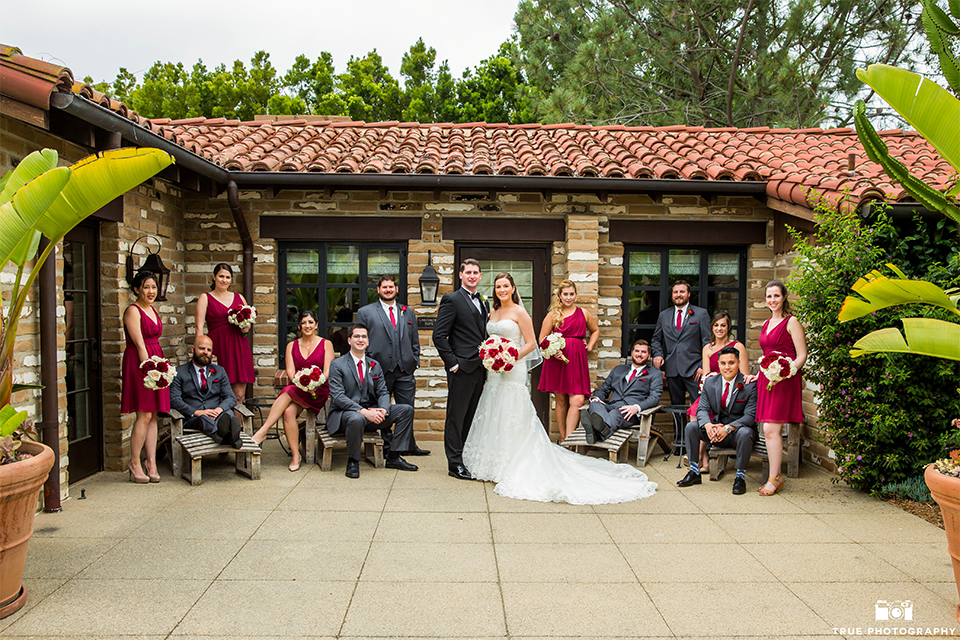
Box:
48;93;769;198
226;182;255;368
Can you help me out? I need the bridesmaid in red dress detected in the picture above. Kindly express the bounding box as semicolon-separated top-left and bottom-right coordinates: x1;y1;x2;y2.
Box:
537;280;600;440
251;310;334;471
688;311;750;470
195;263;255;405
753;280;807;496
121;271;170;483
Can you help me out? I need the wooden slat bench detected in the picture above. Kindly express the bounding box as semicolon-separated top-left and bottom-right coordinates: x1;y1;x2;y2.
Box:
561;406;666;467
707;423;800;481
316;426;384;471
177;432;262;485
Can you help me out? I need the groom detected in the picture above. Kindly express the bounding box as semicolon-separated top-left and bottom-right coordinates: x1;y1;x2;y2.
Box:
433;258;488;480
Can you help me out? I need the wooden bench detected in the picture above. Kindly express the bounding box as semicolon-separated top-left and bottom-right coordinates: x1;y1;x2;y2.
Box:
316;426;384;471
707;423;800;480
562;406;667;467
168;404;260;485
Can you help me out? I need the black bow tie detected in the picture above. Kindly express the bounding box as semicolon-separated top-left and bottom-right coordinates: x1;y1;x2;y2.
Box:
470;292;480;300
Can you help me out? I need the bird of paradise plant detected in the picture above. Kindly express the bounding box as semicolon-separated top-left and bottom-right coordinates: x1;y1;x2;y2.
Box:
0;147;173;461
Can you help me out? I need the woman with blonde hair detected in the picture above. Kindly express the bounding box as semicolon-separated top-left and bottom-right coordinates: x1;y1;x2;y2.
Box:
537;279;600;440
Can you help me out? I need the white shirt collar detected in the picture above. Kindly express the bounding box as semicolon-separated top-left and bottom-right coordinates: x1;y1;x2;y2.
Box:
350;352;365;369
675;303;689;316
380;299;397;315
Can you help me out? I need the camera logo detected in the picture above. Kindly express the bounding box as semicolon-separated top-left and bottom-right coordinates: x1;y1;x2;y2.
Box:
875;600;913;621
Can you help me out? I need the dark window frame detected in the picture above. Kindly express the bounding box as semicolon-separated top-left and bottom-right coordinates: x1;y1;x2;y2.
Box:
623;245;748;356
278;241;408;366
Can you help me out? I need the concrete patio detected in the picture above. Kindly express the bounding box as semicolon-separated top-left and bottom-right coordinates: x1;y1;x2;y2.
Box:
2;440;957;639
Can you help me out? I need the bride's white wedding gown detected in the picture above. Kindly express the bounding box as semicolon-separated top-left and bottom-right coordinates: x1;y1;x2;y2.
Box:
462;318;658;504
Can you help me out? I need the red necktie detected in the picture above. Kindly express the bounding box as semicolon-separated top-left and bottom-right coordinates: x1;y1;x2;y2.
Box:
721;381;730;410
676;308;683;332
389;306;397;328
628;368;637;383
199;368;207;391
358;360;364;384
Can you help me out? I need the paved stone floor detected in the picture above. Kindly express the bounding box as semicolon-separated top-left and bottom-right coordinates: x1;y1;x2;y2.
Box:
2;439;957;639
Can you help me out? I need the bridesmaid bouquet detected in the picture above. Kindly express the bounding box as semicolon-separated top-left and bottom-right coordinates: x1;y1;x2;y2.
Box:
479;337;519;373
227;304;257;330
294;365;326;398
539;332;569;363
140;356;177;390
758;351;797;390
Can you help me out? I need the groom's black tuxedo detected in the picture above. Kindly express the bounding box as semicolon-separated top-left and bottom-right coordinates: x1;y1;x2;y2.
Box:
433;287;489;466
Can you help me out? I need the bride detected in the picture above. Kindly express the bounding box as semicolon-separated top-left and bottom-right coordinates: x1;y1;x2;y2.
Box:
463;272;658;505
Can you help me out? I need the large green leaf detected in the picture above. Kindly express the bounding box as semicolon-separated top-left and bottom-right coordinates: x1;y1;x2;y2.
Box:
849;319;960;360
856;64;960;173
38;148;174;241
0;149;58;206
839;265;960;321
0;167;71;268
0;403;27;438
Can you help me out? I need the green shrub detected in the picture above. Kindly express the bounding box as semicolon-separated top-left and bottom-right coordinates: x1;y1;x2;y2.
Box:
788;203;960;492
877;475;932;503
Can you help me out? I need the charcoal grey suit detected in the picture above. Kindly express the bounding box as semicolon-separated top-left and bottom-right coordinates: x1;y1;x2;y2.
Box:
169;362;239;443
355;301;419;406
685;373;757;470
587;362;663;436
651;304;710;405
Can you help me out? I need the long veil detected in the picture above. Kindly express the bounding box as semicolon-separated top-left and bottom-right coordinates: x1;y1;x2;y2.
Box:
518;293;543;371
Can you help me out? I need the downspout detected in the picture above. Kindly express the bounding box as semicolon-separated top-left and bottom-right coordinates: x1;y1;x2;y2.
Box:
226;182;254;359
38;238;61;512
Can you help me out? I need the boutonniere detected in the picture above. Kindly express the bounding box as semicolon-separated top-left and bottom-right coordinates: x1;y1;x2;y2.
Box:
368;360;376;370
208;367;216;376
687;308;695;316
640;368;647;377
400;305;408;313
736;382;744;391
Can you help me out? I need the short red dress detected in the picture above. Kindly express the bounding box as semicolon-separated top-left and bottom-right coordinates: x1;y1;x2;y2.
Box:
204;292;255;385
281;338;330;411
120;305;170;414
537;307;591;396
756;316;804;423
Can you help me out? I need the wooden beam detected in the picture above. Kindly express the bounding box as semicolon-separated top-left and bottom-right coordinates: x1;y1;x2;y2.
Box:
765;196;816;222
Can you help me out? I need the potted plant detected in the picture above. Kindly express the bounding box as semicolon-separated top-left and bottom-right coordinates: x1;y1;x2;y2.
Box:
925;420;960;623
0;147;173;618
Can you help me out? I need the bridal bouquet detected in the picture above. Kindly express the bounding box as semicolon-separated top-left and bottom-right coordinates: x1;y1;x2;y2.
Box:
227;304;257;330
539;332;568;363
758;351;797;390
479;336;519;373
294;365;326;398
140;356;177;390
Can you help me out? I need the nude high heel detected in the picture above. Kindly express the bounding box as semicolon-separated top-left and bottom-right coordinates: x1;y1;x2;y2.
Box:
127;462;149;484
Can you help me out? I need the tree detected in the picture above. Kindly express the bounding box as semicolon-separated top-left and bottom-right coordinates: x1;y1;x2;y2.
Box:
339;51;402;122
457;43;536;124
513;0;925;128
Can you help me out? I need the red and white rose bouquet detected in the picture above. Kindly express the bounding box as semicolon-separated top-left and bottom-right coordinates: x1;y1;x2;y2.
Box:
294;365;326;398
479;336;519;373
140;355;177;390
758;351;797;390
227;304;257;330
539;332;569;363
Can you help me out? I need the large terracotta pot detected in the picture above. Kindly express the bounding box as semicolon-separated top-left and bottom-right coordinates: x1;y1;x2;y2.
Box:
925;463;960;624
0;441;54;619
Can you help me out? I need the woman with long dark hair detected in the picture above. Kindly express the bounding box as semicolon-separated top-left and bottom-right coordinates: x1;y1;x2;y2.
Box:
195;263;255;404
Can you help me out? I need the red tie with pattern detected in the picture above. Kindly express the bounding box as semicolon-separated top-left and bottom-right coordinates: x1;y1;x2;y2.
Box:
676;308;683;332
721;381;730;410
358;360;364;384
389;306;397;328
199;368;207;391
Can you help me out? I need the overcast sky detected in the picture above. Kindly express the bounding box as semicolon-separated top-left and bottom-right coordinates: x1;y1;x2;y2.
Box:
2;0;521;85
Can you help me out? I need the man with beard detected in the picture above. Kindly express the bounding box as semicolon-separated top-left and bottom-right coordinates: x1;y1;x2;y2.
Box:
170;335;243;449
651;280;711;407
582;340;663;443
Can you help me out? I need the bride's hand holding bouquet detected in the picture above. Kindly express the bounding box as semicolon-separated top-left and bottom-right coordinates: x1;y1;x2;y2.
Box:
480;336;519;373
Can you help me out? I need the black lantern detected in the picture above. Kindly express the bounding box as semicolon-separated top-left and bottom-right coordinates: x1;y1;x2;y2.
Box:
125;236;171;301
419;250;440;306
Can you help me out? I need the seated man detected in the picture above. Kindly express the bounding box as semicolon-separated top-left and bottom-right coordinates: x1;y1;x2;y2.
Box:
327;323;418;478
677;345;758;495
169;335;243;449
581;339;663;443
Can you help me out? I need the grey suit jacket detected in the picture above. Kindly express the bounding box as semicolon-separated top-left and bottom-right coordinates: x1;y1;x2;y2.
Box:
326;353;390;435
651;304;711;378
169;362;236;416
355;301;419;375
591;363;663;415
696;373;757;431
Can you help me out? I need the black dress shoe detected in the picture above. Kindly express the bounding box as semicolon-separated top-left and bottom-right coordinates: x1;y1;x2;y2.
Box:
229;419;243;450
345;459;360;479
677;470;702;487
590;412;611;441
401;445;431;456
448;464;474;480
732;476;746;495
386;456;418;472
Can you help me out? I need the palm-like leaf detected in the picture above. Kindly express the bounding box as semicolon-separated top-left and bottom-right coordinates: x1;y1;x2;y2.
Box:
849;319;960;360
0;149;58;206
0;168;71;269
839;265;960;321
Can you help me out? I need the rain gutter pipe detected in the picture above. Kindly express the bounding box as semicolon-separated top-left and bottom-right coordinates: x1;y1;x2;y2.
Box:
38;238;61;512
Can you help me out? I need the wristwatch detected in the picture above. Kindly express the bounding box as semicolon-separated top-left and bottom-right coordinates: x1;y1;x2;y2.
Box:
725;426;733;434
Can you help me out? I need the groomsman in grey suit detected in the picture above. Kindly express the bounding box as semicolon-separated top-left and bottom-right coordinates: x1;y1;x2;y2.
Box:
677;345;757;494
355;275;429;456
169;336;243;449
582;340;663;443
651;280;711;406
327;323;418;478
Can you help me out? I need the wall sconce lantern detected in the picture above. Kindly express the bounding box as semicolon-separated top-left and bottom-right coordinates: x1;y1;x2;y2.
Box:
418;250;440;306
125;236;171;301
